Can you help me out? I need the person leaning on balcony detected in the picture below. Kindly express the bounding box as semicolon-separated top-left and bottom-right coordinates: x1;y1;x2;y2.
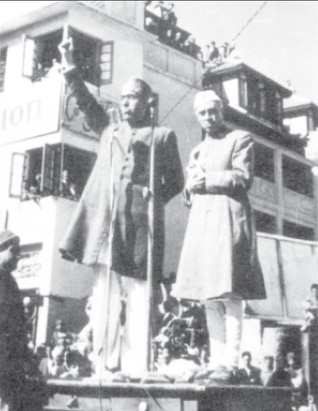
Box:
173;90;266;384
57;38;184;376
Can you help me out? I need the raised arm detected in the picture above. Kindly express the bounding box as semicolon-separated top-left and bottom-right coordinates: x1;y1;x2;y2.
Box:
59;38;109;135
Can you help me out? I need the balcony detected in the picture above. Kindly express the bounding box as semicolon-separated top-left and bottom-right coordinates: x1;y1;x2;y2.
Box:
144;41;202;86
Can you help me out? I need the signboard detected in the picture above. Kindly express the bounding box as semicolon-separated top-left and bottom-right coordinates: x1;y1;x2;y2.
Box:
13;249;42;281
0;79;61;145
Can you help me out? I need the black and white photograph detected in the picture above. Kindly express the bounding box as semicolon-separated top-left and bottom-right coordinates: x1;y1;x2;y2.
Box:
0;1;318;410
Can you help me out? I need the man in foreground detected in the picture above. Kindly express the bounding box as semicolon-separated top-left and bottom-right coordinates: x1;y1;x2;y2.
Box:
0;230;28;410
58;39;184;374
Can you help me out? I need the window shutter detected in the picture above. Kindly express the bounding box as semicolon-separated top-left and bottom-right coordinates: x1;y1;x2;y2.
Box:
0;47;7;92
41;144;55;194
9;153;26;198
99;41;114;86
22;34;37;79
59;143;66;194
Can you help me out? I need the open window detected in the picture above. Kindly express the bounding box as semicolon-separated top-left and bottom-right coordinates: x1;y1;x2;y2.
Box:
254;210;277;234
282;155;313;198
59;144;96;200
254;143;275;183
9;144;96;202
22;29;114;87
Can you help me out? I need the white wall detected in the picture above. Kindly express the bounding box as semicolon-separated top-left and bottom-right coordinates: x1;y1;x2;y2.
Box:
284;115;308;137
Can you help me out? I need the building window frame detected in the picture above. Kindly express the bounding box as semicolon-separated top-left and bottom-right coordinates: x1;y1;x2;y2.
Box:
21;29;113;87
9;144;96;202
0;46;8;92
282;155;313;198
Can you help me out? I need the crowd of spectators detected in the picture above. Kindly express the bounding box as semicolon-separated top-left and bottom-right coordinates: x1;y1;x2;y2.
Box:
144;1;240;66
27;297;94;382
144;1;201;59
25;291;309;410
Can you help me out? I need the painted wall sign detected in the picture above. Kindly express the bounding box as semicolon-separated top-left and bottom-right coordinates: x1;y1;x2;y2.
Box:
13;250;42;280
0;79;61;145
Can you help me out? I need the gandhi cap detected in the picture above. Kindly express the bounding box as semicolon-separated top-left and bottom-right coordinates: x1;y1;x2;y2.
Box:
194;90;221;111
0;230;20;252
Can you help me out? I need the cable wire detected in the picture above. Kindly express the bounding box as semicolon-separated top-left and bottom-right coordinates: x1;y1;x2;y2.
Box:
159;1;269;125
231;1;268;43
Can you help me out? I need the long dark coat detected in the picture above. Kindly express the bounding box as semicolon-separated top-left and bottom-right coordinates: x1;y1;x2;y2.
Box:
0;268;28;408
174;129;266;300
59;70;184;282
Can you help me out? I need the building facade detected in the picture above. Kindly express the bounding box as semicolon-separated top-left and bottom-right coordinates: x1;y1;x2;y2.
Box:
0;1;318;370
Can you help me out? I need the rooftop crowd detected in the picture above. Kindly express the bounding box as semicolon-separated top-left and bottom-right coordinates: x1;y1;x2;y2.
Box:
144;1;240;67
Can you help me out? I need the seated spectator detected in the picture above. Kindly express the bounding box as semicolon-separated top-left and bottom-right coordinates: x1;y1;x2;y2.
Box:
202;44;211;63
60;349;91;379
285;352;308;408
163;2;177;28
154;0;165;17
183;36;200;59
71;296;94;368
208;41;219;62
30;174;42;195
60;169;79;200
236;351;262;385
145;15;159;35
302;283;318;332
171;31;183;51
227;42;241;61
49;346;68;378
161;28;175;46
266;355;292;387
23;296;36;344
218;43;229;61
261;355;274;386
38;344;53;378
51;319;68;348
22;174;42;202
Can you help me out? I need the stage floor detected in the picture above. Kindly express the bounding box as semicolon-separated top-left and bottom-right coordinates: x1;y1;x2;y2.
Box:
45;379;292;411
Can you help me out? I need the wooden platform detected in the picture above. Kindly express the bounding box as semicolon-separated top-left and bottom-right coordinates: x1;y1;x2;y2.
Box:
45;379;292;411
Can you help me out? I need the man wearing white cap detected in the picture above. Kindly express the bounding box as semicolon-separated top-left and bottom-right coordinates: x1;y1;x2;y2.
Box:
0;230;28;410
174;90;266;382
58;40;184;374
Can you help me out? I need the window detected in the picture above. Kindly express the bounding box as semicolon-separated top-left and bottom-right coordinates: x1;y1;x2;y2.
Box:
99;41;114;85
9;144;96;201
282;156;313;197
254;143;275;183
22;29;113;86
0;47;7;92
243;73;282;126
59;144;96;198
254;210;277;234
247;75;259;114
283;220;314;241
